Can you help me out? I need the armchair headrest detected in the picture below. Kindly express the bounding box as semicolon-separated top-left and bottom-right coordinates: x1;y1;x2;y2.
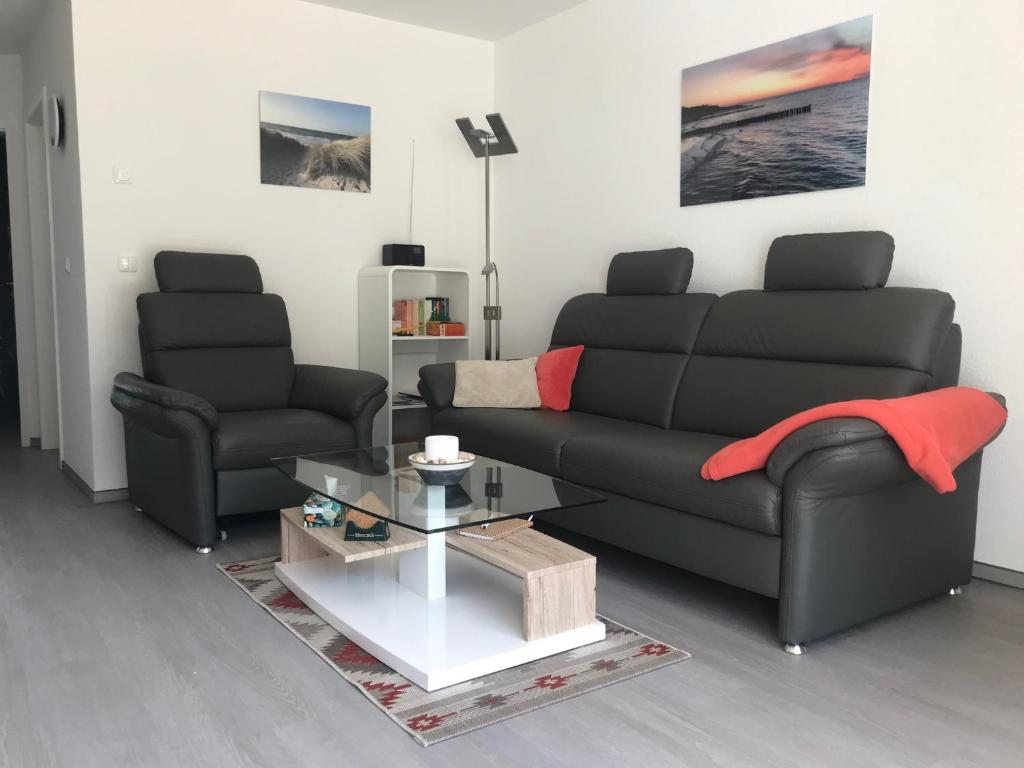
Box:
764;231;894;291
155;251;264;294
607;247;693;295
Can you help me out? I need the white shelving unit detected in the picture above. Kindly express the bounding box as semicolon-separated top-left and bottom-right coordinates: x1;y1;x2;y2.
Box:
358;266;471;444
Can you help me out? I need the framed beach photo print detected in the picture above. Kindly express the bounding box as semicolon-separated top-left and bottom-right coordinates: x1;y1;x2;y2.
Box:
259;90;371;193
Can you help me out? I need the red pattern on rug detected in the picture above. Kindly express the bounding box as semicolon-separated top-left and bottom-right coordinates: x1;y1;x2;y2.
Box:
525;673;577;691
407;713;458;732
332;640;380;667
362;681;413;709
634;642;671;658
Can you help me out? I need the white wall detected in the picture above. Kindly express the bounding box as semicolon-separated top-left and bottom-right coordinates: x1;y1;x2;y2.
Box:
0;53;37;446
19;0;93;479
494;0;1024;571
70;0;493;491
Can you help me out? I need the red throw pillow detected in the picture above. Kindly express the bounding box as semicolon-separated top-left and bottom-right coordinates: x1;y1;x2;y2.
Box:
535;345;584;411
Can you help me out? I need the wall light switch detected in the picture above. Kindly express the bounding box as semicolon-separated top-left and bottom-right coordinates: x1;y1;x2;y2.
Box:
118;255;138;273
113;166;132;184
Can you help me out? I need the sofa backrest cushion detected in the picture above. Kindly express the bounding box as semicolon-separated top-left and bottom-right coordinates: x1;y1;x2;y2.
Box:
137;253;294;412
672;287;956;436
551;292;715;427
764;231;894;291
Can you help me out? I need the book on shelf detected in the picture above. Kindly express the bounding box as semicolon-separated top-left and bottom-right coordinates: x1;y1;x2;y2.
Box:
426;321;465;337
425;296;451;322
391;299;415;335
392;297;458;336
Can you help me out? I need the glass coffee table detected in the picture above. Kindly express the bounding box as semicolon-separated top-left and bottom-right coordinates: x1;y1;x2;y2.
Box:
272;442;607;691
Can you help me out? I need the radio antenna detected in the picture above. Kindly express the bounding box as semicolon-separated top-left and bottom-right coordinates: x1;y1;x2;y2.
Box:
408;139;416;243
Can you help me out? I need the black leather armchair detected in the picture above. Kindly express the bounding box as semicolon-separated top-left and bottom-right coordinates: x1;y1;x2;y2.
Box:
111;251;387;552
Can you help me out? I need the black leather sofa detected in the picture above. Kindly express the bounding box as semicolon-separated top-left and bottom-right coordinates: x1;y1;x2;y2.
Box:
111;252;387;552
419;232;1002;652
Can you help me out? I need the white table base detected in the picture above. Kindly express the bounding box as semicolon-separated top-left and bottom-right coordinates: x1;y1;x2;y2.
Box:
275;547;605;691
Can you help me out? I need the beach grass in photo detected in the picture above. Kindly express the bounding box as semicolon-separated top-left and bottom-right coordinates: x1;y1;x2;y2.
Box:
680;16;872;207
259;90;371;193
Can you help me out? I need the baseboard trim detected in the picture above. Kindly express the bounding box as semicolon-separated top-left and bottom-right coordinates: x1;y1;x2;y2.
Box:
61;461;130;504
973;561;1024;590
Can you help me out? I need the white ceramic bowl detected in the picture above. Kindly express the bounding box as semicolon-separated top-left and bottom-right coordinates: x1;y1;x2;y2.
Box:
408;451;476;485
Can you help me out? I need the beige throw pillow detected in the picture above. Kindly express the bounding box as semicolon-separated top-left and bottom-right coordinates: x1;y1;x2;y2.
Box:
453;358;541;409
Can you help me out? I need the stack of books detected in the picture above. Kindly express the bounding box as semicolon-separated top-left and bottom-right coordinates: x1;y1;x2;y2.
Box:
392;297;457;336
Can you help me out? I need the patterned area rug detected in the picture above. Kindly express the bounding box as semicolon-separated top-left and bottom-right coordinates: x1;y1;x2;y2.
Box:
219;557;690;746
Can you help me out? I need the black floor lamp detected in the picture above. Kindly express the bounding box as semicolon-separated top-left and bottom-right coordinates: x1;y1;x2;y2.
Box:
456;114;518;361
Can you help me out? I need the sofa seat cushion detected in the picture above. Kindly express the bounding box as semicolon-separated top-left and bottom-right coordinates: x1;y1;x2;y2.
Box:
560;430;782;535
432;407;654;476
213;409;355;471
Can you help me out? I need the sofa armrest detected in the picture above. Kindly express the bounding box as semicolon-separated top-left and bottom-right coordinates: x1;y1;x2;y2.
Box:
766;417;887;487
418;362;456;412
768;391;1008;490
778;441;984;646
111;372;219;429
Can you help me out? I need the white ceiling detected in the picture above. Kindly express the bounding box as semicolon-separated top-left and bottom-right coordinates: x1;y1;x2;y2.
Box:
302;0;588;40
0;0;43;53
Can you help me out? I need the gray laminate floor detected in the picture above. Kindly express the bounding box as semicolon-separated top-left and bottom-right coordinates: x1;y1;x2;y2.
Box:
1;428;1022;768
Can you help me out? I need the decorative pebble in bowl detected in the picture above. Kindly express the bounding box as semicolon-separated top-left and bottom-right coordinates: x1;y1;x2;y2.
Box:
408;451;476;486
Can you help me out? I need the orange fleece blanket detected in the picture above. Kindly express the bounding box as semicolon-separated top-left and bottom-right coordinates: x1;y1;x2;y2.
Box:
700;387;1007;493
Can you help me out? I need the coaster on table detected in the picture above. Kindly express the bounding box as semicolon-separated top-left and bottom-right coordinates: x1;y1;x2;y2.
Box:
457;518;533;541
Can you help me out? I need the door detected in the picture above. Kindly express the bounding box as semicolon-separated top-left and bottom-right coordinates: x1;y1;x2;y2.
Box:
23;94;59;451
0;133;18;427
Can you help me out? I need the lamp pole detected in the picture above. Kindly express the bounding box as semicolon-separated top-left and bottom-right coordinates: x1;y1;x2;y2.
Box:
456;114;518;361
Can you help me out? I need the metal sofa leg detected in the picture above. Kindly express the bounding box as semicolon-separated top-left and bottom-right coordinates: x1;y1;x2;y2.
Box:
783;643;806;656
196;546;213;555
948;586;963;596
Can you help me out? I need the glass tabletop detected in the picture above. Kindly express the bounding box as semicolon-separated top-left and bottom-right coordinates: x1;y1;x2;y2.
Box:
272;442;605;534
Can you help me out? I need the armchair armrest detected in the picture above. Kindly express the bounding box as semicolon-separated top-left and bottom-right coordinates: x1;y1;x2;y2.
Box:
110;372;218;549
290;364;387;421
111;372;219;429
290;364;387;447
418;362;456;412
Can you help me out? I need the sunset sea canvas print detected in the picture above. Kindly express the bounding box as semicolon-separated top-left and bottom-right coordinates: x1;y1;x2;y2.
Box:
680;16;872;206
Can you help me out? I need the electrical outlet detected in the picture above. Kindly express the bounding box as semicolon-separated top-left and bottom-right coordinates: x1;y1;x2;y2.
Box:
118;255;138;273
113;166;132;184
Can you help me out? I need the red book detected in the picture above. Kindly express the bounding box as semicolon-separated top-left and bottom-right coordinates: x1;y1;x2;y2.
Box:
426;321;465;337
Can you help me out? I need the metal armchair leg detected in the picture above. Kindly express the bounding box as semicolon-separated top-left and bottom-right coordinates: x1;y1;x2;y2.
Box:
948;586;963;596
196;546;213;555
783;643;806;656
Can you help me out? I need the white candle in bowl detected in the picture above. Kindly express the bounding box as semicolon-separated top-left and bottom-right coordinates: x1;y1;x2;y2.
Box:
425;435;459;462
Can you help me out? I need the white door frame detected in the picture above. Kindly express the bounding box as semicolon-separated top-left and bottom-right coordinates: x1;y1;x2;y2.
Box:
20;87;63;456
